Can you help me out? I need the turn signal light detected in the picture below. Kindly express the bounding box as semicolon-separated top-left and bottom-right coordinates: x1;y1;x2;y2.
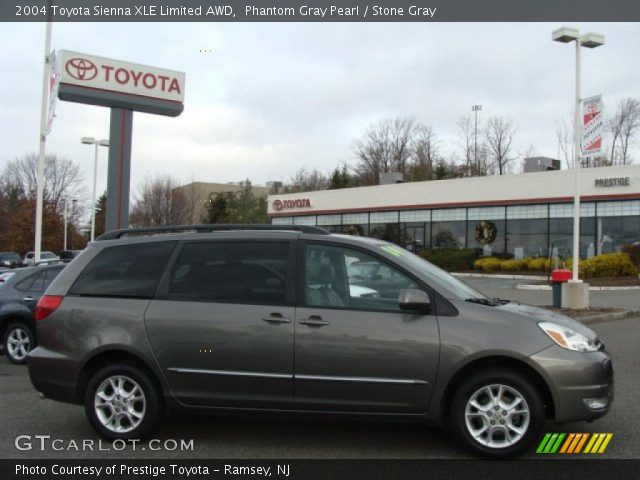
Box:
34;295;64;321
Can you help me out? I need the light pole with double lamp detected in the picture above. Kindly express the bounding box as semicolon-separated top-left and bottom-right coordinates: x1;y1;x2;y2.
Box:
552;27;604;307
81;137;109;241
472;105;482;175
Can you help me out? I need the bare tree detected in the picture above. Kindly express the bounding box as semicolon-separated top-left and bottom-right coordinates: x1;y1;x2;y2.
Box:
555;118;575;169
456;116;492;176
485;116;517;175
353;117;417;185
129;175;187;227
283;168;329;193
409;125;439;181
1;153;84;209
608;98;640;165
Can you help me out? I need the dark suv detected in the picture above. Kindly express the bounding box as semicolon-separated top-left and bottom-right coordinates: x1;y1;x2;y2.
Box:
1;264;65;363
27;225;613;457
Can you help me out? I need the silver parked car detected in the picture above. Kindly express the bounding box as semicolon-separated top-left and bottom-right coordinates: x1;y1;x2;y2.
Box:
27;225;613;457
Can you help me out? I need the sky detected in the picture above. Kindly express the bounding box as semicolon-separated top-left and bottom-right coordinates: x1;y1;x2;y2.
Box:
1;21;639;209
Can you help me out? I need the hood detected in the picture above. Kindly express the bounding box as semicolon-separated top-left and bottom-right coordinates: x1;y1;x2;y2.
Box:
498;302;598;341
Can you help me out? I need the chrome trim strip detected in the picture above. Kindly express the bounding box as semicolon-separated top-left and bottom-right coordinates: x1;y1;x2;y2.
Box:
167;368;292;380
295;374;428;385
167;368;427;385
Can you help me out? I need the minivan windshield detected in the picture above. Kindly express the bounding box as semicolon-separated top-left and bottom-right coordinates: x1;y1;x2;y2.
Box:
377;243;490;302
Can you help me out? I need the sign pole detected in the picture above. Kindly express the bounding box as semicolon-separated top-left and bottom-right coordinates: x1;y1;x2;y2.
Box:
34;21;52;263
106;108;134;231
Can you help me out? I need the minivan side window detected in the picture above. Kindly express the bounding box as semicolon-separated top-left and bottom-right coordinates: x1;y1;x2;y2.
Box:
305;243;422;312
167;242;290;305
69;242;176;298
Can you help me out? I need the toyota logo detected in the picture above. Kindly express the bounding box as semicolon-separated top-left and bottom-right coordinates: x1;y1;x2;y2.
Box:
272;200;283;211
65;58;98;81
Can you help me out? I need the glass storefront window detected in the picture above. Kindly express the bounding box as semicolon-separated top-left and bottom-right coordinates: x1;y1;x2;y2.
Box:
467;219;506;256
598;216;640;254
401;222;429;252
506;219;548;258
432;221;466;249
549;218;596;259
369;223;403;245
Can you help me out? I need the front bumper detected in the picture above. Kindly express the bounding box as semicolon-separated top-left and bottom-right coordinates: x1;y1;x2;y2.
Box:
529;345;613;423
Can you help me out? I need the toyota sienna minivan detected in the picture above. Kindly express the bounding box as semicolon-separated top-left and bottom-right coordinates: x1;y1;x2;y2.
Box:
27;225;613;457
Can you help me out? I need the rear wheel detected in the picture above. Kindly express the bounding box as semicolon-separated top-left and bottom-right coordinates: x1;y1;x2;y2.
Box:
450;368;545;458
3;322;35;364
84;363;161;440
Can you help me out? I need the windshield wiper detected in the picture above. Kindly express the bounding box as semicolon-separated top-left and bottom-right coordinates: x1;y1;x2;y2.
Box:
493;297;511;305
465;297;499;307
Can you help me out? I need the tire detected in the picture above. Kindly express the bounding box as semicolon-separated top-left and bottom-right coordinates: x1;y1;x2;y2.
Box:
3;322;36;365
84;363;162;440
450;368;545;458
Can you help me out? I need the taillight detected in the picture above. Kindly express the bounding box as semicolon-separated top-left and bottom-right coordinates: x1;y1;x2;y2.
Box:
35;295;64;321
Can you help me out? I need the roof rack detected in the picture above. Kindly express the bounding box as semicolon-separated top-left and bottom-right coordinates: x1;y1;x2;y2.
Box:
95;224;330;241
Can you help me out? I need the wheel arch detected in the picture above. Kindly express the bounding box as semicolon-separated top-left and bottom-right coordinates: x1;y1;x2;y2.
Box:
75;349;167;407
439;355;555;420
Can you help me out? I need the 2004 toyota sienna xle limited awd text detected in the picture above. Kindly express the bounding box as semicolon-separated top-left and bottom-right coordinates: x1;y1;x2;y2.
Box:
27;225;613;458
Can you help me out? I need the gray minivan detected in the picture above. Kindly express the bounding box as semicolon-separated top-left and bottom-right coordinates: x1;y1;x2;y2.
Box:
27;225;613;457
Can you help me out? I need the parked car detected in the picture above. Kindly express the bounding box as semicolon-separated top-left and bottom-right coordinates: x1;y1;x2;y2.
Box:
23;251;60;266
0;252;25;269
0;271;17;284
27;225;613;458
59;250;83;263
1;264;65;364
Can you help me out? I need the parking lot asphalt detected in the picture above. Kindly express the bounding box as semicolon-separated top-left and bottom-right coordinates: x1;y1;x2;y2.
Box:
1;315;638;460
464;277;640;310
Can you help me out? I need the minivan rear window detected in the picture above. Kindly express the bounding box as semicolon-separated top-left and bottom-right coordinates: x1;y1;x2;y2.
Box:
69;242;176;298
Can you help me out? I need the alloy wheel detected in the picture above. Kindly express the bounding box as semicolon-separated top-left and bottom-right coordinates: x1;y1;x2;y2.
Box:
6;327;30;362
94;375;147;433
464;383;530;448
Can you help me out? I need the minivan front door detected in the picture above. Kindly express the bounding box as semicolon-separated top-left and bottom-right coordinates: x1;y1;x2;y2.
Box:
294;242;440;413
145;240;296;409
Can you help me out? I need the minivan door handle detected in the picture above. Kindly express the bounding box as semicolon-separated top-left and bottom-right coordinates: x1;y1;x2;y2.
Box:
261;313;292;324
299;316;329;327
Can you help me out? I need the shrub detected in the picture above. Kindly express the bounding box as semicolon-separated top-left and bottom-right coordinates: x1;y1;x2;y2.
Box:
580;253;639;278
474;257;502;272
527;257;551;271
499;259;528;272
418;248;476;271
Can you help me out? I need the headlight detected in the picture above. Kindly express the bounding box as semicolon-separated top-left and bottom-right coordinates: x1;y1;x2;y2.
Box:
538;322;599;352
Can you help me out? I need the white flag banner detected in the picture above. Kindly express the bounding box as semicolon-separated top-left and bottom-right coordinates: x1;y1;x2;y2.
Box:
582;95;603;158
45;50;60;136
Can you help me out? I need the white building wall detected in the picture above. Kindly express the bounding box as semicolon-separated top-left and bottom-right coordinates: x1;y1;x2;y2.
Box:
268;164;640;216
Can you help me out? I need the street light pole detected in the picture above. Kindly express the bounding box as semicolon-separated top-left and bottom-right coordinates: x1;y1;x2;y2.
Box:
552;27;604;283
34;21;52;264
572;38;582;283
82;137;109;241
472;105;482;175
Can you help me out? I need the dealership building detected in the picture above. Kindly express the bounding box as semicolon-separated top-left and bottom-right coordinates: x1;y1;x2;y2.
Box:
268;164;640;259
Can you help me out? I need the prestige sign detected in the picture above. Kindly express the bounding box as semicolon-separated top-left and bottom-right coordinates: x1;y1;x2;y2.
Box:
594;177;630;188
58;50;185;103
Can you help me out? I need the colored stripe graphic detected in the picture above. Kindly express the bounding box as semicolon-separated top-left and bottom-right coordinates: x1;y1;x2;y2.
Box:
598;434;613;453
537;433;612;454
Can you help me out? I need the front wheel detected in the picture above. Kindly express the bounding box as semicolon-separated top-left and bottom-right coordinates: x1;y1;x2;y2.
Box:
3;322;36;364
84;363;162;440
450;368;545;458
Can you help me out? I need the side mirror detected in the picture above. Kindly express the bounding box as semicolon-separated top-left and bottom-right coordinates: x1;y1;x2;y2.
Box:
398;289;431;313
